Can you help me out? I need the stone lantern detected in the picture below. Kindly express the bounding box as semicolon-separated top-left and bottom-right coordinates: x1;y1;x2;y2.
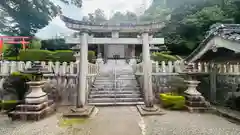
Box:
9;62;55;121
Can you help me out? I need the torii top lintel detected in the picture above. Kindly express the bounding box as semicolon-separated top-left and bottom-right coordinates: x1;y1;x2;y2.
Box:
60;15;165;33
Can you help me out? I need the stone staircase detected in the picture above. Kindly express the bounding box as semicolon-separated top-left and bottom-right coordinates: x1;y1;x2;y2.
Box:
88;60;144;106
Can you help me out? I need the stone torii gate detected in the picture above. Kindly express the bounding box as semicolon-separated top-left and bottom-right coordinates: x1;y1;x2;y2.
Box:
61;15;165;113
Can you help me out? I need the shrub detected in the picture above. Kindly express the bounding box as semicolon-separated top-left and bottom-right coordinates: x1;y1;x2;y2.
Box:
88;51;96;63
151;52;178;62
0;100;20;110
19;49;53;61
4;56;19;61
159;93;185;110
2;72;30;101
52;50;75;62
17;49;96;62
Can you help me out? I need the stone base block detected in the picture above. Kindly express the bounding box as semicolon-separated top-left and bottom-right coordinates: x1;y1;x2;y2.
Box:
184;93;209;113
185;100;207;107
9;101;56;121
136;105;165;116
63;106;95;118
16;100;54;111
185;95;205;102
185;105;208;113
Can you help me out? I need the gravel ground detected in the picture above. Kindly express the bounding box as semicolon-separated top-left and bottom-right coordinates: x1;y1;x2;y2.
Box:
0;107;239;135
144;110;240;135
0;113;66;135
63;106;142;135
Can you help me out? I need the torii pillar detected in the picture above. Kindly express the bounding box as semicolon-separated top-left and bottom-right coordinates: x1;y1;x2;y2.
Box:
142;32;154;107
137;32;164;115
78;30;88;108
64;30;95;118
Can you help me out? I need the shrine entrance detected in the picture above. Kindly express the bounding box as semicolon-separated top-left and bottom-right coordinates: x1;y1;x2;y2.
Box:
61;14;165;107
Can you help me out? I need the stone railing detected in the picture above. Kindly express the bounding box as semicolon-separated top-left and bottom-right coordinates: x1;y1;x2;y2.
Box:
0;61;99;76
134;60;184;75
133;60;240;100
88;62;100;76
134;60;240;75
0;61;100;105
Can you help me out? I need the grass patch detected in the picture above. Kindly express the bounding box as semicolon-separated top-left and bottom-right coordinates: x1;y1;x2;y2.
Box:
58;118;87;127
0;100;20;110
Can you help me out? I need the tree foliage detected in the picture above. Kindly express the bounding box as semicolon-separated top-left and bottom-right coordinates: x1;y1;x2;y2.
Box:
41;38;69;51
82;9;107;24
0;0;82;36
145;0;240;55
109;11;137;23
82;9;138;24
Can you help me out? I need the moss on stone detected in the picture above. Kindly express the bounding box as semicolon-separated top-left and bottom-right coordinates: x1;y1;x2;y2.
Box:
58;118;87;127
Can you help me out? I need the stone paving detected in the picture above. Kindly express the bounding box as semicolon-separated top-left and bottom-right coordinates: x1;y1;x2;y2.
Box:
62;107;240;135
0;107;240;135
0;113;66;135
145;110;240;135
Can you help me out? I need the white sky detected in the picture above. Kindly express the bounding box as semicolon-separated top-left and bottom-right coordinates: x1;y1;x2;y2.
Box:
35;0;152;39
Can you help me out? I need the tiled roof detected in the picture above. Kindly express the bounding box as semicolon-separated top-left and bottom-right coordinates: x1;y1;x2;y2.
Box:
206;23;240;42
60;15;163;27
185;23;240;62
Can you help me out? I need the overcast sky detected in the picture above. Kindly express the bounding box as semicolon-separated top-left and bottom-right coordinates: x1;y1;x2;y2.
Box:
35;0;152;39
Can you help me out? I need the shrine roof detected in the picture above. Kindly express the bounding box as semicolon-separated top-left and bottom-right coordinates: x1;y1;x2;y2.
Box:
185;23;240;62
60;15;165;33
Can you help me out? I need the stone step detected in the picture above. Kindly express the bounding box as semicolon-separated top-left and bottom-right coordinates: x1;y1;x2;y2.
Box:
95;77;112;79
94;82;115;84
94;78;136;82
94;78;136;81
89;93;141;98
88;98;143;103
90;85;140;91
90;90;141;95
88;102;145;106
93;83;139;86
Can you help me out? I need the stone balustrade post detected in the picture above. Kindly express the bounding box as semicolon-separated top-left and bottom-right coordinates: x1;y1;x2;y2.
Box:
168;61;173;73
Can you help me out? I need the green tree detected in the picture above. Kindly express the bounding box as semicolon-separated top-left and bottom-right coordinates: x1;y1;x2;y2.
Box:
30;39;42;49
82;9;107;24
109;11;138;23
146;0;240;55
0;0;82;36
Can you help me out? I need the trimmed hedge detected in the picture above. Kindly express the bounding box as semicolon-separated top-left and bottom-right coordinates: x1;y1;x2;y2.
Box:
159;93;185;110
138;52;179;63
4;49;96;63
19;49;53;61
51;50;75;62
151;52;178;62
88;51;96;63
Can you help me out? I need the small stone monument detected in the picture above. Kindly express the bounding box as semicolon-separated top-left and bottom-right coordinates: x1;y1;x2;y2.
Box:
9;62;56;121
